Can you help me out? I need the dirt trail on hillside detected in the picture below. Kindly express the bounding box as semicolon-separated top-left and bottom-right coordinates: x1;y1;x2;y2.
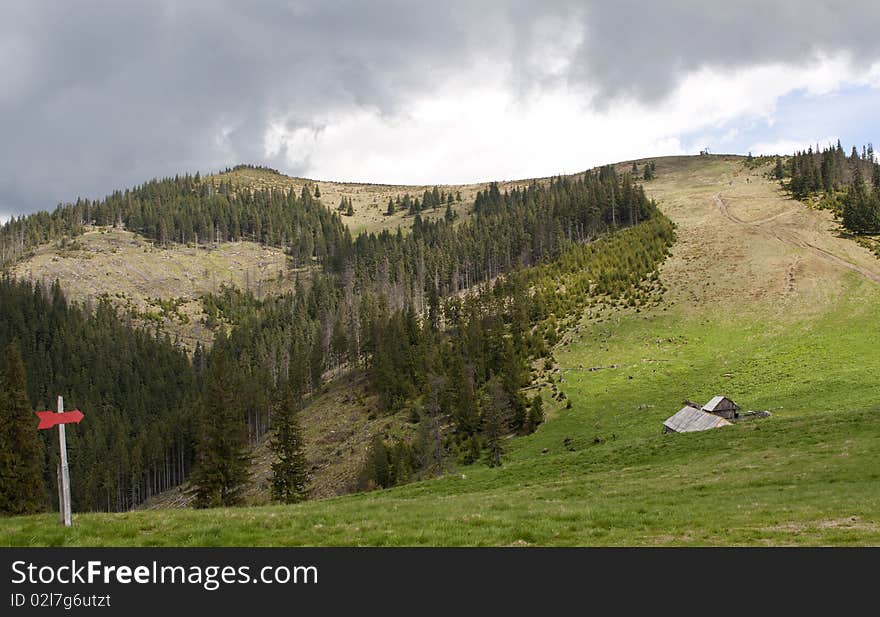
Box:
714;194;880;285
639;155;880;317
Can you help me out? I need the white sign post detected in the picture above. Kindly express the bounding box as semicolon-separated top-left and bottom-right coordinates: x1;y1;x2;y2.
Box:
57;395;73;527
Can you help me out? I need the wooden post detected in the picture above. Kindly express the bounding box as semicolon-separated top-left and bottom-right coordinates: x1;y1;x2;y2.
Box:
57;463;64;525
57;395;72;527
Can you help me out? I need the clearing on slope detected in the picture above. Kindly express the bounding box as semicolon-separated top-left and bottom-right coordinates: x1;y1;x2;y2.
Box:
529;154;880;453
12;227;299;350
209;165;535;235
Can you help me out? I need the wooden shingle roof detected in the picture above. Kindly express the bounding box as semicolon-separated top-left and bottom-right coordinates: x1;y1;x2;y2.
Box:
663;406;732;433
702;396;739;412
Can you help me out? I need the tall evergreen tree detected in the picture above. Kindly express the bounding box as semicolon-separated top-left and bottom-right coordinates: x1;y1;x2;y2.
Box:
525;393;545;435
190;343;250;508
0;342;46;515
270;387;309;504
481;376;510;467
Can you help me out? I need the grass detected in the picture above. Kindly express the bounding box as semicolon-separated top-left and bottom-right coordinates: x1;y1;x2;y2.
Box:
1;406;877;546
2;156;879;546
12;227;298;351
523;276;880;457
3;274;878;546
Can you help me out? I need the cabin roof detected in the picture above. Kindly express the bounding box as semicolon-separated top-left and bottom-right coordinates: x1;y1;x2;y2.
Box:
663;406;732;433
702;395;739;412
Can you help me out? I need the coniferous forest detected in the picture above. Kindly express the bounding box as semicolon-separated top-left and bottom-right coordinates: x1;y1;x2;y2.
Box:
778;142;880;234
0;166;349;267
0;165;672;513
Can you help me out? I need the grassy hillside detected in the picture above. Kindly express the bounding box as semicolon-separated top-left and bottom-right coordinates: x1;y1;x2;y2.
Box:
2;404;877;546
2;155;879;546
210;166;534;235
11;227;298;350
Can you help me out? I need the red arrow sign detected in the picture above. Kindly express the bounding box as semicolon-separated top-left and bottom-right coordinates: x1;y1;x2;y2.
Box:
35;409;84;430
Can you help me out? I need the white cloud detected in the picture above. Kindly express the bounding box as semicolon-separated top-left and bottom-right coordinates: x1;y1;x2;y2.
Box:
262;53;879;184
748;137;839;157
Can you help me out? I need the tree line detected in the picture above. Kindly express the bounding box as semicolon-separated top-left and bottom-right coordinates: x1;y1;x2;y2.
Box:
359;214;674;488
0;172;350;268
386;186;462;216
780;142;880;233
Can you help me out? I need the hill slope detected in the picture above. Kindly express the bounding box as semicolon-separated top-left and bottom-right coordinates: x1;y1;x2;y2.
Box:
2;155;879;546
209;166;533;235
11;227;298;350
8;168;535;349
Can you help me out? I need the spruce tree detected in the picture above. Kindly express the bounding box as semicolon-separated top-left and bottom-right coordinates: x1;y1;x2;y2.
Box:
190;343;250;508
481;376;510;467
270;387;309;504
0;343;46;515
525;393;544;434
361;433;390;489
445;202;455;223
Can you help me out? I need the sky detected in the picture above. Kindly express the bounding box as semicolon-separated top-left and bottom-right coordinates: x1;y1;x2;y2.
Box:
2;0;880;221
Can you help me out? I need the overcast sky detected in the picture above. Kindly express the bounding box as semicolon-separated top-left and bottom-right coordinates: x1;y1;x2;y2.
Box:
2;1;880;221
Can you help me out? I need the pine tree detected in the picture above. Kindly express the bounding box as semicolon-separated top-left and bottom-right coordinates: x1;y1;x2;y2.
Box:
525;393;544;434
361;433;390;489
190;343;250;508
270;387;309;504
415;374;445;475
346;200;354;217
0;342;46;514
445;202;455;223
481;376;510;467
842;166;877;233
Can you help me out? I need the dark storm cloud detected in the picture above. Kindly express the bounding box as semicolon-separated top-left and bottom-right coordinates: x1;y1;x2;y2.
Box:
572;1;880;102
1;1;879;217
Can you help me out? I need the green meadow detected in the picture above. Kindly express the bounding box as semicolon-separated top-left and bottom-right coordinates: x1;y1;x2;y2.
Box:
2;273;877;547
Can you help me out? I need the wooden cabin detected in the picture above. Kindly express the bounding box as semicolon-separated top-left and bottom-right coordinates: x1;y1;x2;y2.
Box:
701;396;740;420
